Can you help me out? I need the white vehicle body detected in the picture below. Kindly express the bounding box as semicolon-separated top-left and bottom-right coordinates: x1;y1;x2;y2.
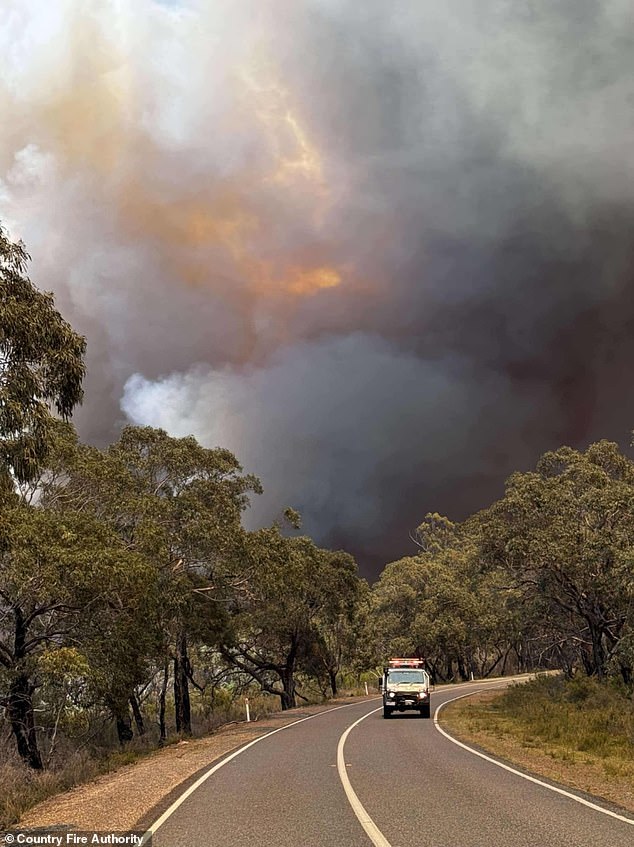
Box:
382;658;431;718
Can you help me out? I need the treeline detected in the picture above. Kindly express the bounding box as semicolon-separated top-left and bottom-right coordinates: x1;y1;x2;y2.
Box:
0;422;365;770
3;222;634;782
369;441;634;688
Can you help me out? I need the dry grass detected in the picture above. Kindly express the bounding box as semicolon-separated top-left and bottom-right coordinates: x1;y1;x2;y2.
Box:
441;674;634;813
1;685;372;830
0;689;284;829
0;742;157;829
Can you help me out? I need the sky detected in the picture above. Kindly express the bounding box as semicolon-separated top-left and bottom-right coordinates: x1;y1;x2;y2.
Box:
2;0;634;577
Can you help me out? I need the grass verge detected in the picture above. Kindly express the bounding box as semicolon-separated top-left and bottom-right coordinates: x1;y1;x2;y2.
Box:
441;674;634;814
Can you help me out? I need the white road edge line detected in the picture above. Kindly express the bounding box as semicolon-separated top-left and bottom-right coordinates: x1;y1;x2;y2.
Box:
337;707;391;847
142;676;533;847
139;698;380;845
334;677;525;847
434;690;634;828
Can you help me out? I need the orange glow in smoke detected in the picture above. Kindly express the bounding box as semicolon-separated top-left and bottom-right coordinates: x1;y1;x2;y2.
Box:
286;266;341;294
4;22;344;303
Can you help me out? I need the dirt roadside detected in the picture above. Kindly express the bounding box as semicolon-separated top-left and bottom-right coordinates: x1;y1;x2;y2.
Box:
17;697;378;833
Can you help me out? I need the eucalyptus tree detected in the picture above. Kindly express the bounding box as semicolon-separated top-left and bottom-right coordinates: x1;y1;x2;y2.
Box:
221;529;361;709
478;441;634;682
369;515;517;681
368;514;468;677
0;500;155;767
0;224;85;490
112;427;261;733
368;552;478;681
307;559;367;696
0;224;89;767
46;425;261;737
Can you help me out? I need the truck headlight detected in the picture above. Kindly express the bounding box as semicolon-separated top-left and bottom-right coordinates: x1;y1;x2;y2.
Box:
418;691;428;699
387;691;395;698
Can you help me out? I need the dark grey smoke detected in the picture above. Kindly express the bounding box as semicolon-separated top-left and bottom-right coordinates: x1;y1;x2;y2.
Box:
3;1;634;576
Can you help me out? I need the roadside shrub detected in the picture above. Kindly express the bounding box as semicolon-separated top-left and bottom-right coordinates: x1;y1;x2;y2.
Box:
493;674;634;759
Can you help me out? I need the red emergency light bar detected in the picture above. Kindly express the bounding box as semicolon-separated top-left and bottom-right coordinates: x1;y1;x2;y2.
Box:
388;658;425;668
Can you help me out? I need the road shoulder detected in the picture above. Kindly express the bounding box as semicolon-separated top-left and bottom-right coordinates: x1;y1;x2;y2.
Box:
18;697;378;833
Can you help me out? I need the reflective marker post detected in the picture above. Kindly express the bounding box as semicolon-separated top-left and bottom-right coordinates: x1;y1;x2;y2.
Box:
245;697;251;722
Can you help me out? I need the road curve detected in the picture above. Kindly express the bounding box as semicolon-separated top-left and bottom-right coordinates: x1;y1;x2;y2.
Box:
148;681;634;847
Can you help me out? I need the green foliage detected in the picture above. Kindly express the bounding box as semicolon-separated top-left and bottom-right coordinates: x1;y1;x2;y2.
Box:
368;443;634;688
367;516;519;681
413;512;459;554
221;528;362;707
38;648;90;682
40;424;263;736
0;224;85;486
283;507;302;529
478;441;634;680
0;495;161;766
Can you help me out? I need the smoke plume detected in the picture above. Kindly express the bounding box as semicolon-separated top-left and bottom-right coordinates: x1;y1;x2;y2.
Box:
3;1;634;575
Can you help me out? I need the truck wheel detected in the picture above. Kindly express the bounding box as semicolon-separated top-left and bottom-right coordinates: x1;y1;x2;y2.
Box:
383;705;393;719
420;703;431;719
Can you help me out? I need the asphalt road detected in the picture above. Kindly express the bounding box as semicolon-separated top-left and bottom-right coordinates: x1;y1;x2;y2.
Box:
150;680;634;847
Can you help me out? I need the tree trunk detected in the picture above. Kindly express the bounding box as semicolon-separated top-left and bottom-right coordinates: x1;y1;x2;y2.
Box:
619;662;632;686
8;608;42;769
173;656;183;733
279;666;297;710
500;645;512;677
588;621;607;679
457;655;469;682
580;641;594;675
115;710;134;746
328;669;338;697
426;659;439;684
445;657;454;682
514;642;524;673
7;673;43;770
173;632;192;735
483;650;505;679
130;693;145;736
159;662;169;745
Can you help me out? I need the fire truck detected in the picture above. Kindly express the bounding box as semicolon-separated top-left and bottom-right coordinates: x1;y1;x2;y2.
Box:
381;658;431;719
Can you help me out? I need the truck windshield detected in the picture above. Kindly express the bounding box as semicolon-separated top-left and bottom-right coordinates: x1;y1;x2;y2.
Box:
388;671;426;684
